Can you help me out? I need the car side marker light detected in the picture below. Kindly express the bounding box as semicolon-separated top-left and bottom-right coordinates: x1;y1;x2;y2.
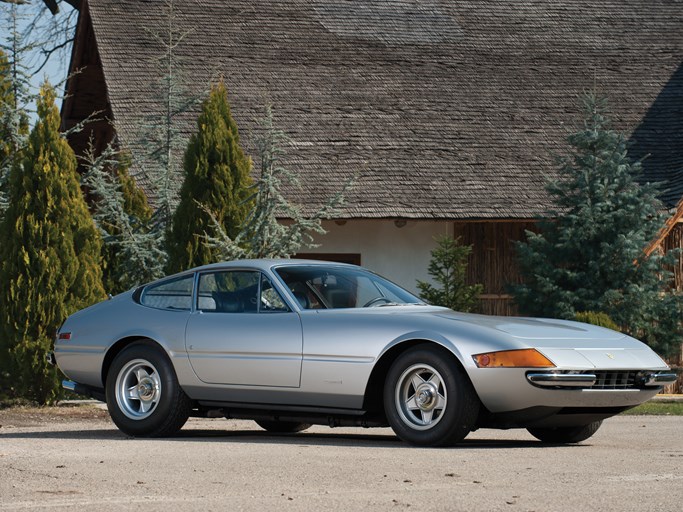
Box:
473;348;555;368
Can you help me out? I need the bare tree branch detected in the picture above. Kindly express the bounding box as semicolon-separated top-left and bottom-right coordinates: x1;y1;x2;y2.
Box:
32;35;73;75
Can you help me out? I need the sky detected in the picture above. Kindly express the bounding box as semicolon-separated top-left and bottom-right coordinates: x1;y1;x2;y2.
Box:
2;0;76;124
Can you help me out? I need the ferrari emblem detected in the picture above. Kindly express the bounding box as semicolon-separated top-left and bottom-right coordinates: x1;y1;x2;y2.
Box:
606;353;615;359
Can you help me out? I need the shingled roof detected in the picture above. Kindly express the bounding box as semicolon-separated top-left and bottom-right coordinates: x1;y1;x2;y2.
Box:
63;0;683;219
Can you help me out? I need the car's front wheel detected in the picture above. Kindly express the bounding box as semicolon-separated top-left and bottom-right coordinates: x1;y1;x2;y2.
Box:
527;421;603;444
384;345;479;447
106;342;192;437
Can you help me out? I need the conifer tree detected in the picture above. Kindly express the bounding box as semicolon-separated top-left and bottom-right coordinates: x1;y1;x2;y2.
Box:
136;0;199;238
201;105;350;260
0;12;32;399
109;0;203;278
166;81;252;271
0;5;32;221
80;139;161;294
0;82;105;404
512;92;683;356
417;236;483;312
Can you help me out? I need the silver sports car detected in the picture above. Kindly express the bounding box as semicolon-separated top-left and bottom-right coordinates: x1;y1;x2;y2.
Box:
51;259;676;446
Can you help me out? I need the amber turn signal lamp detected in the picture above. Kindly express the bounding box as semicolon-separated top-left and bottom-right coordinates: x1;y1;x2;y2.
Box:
472;348;555;368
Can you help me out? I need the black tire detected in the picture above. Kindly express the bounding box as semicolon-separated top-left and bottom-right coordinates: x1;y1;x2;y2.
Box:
105;341;192;437
255;420;311;433
527;421;603;444
383;345;479;447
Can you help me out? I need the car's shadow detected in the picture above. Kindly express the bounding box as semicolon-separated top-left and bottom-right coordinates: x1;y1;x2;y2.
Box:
0;425;580;449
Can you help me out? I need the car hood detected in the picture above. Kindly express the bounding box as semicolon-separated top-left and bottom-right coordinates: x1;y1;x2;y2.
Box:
433;311;624;342
347;306;629;345
411;309;667;369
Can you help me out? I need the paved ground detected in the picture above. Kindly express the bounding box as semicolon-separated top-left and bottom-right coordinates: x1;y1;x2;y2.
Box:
0;407;681;511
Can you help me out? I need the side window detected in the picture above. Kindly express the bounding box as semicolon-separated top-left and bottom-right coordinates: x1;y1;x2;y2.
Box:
140;275;194;311
260;275;289;312
197;271;290;313
198;271;259;313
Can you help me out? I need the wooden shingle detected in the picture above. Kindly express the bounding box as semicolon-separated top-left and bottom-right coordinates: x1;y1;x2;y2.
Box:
72;0;683;218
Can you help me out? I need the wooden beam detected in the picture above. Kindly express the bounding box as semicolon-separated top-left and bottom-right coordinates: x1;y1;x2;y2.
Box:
644;199;683;257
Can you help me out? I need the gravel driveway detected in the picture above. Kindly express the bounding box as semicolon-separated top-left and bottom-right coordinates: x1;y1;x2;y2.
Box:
1;406;681;511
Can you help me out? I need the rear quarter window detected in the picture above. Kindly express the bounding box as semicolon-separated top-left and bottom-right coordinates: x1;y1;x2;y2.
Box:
140;274;194;311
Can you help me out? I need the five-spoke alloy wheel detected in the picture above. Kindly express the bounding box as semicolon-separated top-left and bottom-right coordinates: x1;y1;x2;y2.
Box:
115;359;163;420
384;345;479;447
395;363;448;430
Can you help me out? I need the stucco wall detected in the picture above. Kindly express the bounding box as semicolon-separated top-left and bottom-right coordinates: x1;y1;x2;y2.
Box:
308;220;452;294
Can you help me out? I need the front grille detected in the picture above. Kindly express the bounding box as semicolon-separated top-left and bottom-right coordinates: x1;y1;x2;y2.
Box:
590;371;638;389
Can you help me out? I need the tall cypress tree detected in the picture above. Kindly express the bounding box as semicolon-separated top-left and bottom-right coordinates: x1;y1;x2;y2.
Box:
166;80;252;271
512;92;682;356
0;82;105;404
0;39;30;400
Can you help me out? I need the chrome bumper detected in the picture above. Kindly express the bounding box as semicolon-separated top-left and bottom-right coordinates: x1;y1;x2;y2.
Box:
527;371;678;389
527;373;596;387
642;372;678;386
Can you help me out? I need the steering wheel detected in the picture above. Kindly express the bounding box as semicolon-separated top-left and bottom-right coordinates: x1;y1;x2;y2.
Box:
363;297;393;308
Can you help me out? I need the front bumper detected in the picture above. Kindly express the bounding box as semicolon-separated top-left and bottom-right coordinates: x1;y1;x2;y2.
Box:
526;370;678;389
469;367;671;413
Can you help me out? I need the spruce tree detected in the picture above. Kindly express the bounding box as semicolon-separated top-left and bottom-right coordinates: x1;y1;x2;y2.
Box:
417;236;483;312
0;82;105;404
512;92;682;356
166;80;252;271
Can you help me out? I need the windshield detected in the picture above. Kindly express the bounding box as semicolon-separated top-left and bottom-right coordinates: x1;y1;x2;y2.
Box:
274;265;423;309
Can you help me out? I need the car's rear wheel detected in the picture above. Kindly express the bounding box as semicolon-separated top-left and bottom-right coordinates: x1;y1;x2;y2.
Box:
527;421;603;444
106;342;192;437
383;345;479;447
255;420;311;433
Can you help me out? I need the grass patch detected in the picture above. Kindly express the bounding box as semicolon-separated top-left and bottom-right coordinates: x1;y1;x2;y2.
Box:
623;401;683;416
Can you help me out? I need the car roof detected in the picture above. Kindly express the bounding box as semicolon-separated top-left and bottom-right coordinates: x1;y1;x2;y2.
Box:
190;259;358;273
151;260;361;285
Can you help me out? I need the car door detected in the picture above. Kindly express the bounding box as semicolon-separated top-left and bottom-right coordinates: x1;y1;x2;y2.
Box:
185;269;303;387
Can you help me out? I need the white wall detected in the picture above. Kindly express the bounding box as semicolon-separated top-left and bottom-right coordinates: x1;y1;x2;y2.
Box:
308;220;452;294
